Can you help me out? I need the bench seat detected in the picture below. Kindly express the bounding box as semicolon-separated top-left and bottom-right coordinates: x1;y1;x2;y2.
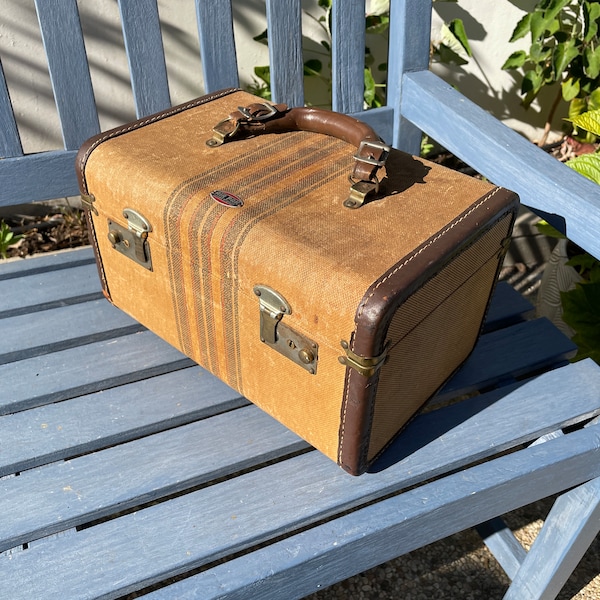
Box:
2;246;600;599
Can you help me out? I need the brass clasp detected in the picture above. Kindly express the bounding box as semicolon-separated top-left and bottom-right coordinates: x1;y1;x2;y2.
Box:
106;208;152;271
253;285;319;374
338;340;390;377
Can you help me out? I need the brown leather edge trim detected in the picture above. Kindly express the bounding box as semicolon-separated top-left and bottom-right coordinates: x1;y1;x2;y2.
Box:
337;186;519;475
365;207;519;471
84;206;111;302
75;87;241;195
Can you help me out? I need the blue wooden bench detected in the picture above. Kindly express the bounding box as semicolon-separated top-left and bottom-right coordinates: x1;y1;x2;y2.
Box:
1;1;600;598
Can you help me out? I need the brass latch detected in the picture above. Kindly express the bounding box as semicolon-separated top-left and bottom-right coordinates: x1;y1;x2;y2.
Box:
253;285;318;374
338;340;390;377
107;209;152;271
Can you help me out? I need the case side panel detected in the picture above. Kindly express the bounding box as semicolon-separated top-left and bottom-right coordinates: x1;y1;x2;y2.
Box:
338;188;519;475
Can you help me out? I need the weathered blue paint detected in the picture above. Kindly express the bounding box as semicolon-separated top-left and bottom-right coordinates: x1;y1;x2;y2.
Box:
118;0;171;117
1;1;600;598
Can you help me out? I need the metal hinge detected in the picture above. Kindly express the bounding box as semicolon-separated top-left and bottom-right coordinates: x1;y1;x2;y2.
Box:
81;193;98;215
253;285;319;375
106;208;152;271
338;339;390;378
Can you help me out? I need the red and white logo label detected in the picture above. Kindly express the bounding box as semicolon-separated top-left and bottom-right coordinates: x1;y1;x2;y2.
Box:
210;190;244;208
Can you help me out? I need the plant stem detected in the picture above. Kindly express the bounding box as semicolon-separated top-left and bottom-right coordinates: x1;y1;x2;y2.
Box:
539;85;564;146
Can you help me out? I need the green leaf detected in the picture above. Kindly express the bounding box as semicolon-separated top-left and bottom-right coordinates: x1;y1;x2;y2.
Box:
436;43;468;66
509;13;532;42
502;50;528;70
536;220;567;239
252;29;269;45
303;59;322;77
589;89;600;112
561;281;600;362
521;69;543;96
364;68;376;107
585;45;600;79
566;153;600;185
543;0;571;23
448;18;472;57
552;39;580;79
566;252;600;275
584;1;600;42
366;14;390;35
438;22;470;64
529;41;552;63
253;65;270;85
569;108;600;137
569;96;588;119
562;76;581;101
530;10;547;41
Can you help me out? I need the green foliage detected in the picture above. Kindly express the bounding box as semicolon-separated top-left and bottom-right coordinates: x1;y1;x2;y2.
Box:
503;0;600;139
0;220;23;259
555;108;600;363
561;276;600;363
432;17;473;65
565;107;600;182
248;0;471;113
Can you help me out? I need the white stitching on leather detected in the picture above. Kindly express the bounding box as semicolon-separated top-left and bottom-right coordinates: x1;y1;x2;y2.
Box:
338;186;503;469
79;88;237;192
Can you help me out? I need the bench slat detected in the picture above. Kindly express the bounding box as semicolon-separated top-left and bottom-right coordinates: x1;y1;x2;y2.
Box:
2;417;599;600
195;0;239;92
401;70;600;260
143;427;600;600
3;359;598;561
438;317;576;400
0;248;95;279
331;0;365;113
0;263;102;318
0;406;304;552
0;299;141;364
118;0;171;117
0;150;80;206
483;281;532;332
34;0;100;149
266;0;304;106
0;367;245;476
0;59;23;158
0;331;193;415
385;0;432;155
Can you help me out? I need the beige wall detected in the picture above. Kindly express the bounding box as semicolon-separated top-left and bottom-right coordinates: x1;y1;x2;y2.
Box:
0;0;558;155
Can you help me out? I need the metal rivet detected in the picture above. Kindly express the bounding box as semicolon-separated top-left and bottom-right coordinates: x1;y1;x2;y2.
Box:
340;340;349;350
298;348;315;364
107;230;121;246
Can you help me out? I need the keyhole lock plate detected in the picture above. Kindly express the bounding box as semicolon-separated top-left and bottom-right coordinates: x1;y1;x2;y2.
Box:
107;208;152;271
253;285;319;375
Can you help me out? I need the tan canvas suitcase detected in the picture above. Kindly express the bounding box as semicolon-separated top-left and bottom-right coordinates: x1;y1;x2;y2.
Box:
77;88;518;475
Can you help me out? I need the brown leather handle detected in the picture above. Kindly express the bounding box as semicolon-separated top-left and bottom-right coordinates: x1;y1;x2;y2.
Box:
207;102;390;208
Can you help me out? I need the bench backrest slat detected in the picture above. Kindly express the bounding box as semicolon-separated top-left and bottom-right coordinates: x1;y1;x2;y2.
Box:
266;0;304;107
118;0;171;118
331;0;365;114
0;60;23;159
34;0;100;150
196;0;239;93
387;0;433;154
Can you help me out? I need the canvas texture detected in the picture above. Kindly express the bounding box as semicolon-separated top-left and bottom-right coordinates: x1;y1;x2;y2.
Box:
78;89;518;474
